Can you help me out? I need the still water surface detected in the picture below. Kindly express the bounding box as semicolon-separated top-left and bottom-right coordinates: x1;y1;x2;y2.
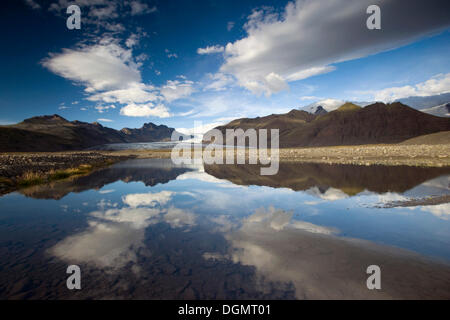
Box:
0;159;449;299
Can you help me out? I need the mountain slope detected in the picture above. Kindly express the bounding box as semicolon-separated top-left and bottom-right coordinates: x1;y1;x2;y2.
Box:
0;114;184;151
206;102;450;147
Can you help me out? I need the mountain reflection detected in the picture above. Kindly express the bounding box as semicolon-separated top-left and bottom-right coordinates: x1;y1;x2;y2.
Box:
19;159;194;200
204;162;450;196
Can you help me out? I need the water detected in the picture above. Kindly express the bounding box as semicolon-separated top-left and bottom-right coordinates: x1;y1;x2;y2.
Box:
0;159;449;299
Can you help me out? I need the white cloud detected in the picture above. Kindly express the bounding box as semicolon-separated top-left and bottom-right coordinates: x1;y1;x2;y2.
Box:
306;187;349;201
220;0;450;96
48;0;156;22
129;1;157;16
163;206;196;228
165;49;178;59
122;191;174;207
420;203;450;220
42;40;141;92
88;83;159;104
95;104;116;113
372;73;450;102
302;98;345;113
227;21;235;31
120;103;171;118
43;38;196;118
285;66;336;82
160;80;195;102
97;118;114;122
203;73;235;91
197;45;225;55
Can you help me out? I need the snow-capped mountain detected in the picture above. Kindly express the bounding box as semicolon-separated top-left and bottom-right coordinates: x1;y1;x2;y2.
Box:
420;103;450;117
302;99;345;114
301;98;371;114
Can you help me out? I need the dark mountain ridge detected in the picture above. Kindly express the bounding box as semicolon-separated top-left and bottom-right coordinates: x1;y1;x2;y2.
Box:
0;114;186;152
206;102;450;147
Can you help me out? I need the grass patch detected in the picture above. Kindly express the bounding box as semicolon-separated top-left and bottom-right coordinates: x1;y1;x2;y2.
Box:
48;164;93;181
17;171;45;187
16;163;97;187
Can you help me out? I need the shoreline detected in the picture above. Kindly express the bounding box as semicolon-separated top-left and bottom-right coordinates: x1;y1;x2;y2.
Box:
99;143;450;167
0;143;448;196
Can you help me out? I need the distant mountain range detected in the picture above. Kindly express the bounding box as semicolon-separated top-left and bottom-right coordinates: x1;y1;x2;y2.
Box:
206;102;450;148
0;114;187;152
302;93;450;118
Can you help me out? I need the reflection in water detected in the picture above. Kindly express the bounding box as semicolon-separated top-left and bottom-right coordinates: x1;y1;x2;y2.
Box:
204;162;450;197
18;159;194;200
0;159;450;299
49;190;196;271
217;207;450;299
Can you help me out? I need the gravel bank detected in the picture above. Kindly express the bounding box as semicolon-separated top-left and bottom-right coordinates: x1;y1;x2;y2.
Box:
105;144;450;167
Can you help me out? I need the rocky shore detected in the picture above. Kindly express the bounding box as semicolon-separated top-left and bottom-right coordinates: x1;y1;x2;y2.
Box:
278;144;450;167
105;144;450;167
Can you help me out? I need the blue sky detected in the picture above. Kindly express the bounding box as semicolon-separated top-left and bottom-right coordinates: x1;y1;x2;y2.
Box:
0;0;449;133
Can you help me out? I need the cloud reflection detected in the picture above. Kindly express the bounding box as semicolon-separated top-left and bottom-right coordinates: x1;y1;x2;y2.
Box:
49;190;196;271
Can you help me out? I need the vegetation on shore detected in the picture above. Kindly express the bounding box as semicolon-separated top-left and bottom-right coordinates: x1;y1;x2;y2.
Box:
0;154;129;195
16;162;108;187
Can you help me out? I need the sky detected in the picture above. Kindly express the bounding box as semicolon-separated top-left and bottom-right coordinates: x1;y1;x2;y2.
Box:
0;0;449;134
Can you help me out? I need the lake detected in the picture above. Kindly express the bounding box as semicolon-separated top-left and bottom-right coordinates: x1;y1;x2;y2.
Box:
0;159;449;299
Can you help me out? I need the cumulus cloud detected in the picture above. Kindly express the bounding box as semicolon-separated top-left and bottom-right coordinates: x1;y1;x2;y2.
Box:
95;104;116;113
122;191;174;207
87;83;159;104
160;80;195;102
49;190;196;270
220;0;450;96
42;40;141;92
203;73;235;91
163;206;196;228
43;37;195;118
372;73;450;102
120;103;171;118
420;203;450;220
197;45;225;55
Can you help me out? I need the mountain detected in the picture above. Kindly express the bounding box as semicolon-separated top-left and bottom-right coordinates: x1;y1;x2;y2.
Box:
302;99;345;114
205;102;450;148
313;105;328;115
120;122;178;142
0;114;186;152
420;103;450;117
396;93;450;110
